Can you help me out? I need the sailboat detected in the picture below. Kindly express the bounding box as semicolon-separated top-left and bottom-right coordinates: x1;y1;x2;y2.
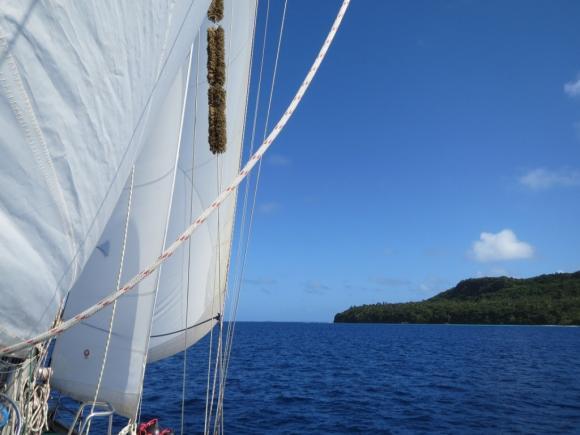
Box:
0;0;349;433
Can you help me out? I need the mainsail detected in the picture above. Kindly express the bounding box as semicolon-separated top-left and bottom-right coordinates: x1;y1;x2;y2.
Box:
0;0;212;356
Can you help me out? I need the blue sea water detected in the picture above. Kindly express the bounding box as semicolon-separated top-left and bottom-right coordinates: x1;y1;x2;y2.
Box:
103;323;580;434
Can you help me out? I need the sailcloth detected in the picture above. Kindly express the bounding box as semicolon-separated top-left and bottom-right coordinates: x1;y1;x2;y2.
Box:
0;0;211;356
50;55;192;418
148;0;257;362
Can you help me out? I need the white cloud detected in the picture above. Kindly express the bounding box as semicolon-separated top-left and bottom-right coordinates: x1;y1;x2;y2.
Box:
258;202;280;214
371;277;411;288
244;277;278;286
470;229;534;262
564;76;580;98
304;280;330;294
518;168;580;190
268;154;291;167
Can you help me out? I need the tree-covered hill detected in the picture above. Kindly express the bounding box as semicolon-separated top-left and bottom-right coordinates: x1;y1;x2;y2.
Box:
334;272;580;325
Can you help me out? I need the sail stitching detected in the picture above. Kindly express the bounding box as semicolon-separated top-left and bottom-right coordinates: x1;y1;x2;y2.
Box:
0;0;352;357
0;35;79;288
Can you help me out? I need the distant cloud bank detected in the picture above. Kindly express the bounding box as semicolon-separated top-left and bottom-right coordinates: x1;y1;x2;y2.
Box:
518;168;580;190
470;229;534;262
564;76;580;98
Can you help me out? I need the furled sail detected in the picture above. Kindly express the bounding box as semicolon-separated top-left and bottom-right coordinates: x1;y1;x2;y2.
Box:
148;0;257;362
50;55;192;419
0;0;211;356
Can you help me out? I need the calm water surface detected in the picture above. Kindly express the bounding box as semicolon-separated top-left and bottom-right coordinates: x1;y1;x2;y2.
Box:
120;323;579;433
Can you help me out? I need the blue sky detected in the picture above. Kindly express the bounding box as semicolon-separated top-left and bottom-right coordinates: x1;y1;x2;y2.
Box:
230;0;580;322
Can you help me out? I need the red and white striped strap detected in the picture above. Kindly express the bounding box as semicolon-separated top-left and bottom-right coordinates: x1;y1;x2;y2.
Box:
0;0;350;356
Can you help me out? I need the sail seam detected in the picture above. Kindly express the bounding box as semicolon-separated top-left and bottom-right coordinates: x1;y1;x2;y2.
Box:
0;34;79;288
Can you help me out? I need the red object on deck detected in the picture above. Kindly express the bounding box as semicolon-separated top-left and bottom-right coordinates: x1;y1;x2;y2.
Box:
138;418;173;435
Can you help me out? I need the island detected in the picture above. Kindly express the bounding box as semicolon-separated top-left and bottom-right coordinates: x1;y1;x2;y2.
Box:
334;271;580;325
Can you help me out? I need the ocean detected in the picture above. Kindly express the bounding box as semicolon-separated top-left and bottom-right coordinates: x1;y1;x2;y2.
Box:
100;323;580;434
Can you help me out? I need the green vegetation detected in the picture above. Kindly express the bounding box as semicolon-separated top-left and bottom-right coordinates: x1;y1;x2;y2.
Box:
334;272;580;325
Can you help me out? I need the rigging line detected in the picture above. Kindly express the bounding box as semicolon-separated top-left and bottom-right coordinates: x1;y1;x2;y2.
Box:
222;0;270;372
230;0;270;290
203;298;216;435
151;314;220;339
219;0;288;416
180;34;201;435
205;149;227;434
87;165;135;435
220;0;260;350
208;156;225;435
206;1;261;430
0;0;351;357
229;0;286;350
209;0;237;430
137;38;198;426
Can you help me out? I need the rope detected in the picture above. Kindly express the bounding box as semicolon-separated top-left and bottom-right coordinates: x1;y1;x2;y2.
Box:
217;0;288;424
136;31;199;427
178;33;201;435
6;344;51;434
86;166;135;434
22;366;50;433
119;421;137;435
205;156;225;435
0;0;351;357
228;0;270;329
221;0;270;378
203;309;215;435
218;0;269;393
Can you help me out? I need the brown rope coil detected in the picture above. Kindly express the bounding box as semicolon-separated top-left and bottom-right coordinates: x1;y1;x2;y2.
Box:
207;25;227;154
207;0;224;23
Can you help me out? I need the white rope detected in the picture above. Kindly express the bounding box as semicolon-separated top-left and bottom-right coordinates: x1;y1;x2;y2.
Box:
216;0;288;424
0;0;351;357
206;156;226;435
85;166;135;434
7;344;51;433
23;366;50;433
178;37;200;435
118;421;137;435
221;0;264;364
218;0;269;390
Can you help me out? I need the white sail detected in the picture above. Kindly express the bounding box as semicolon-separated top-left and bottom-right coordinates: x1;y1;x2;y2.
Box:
50;55;192;419
0;0;211;355
148;0;257;362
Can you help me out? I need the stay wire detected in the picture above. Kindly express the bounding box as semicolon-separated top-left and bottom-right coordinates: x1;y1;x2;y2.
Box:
220;0;288;412
206;157;224;435
180;36;201;435
222;0;270;368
